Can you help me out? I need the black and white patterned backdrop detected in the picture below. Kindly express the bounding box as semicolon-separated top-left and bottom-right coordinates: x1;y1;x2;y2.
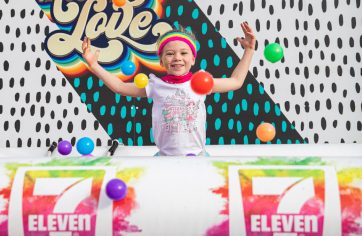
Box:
0;0;361;147
196;0;362;144
0;0;110;147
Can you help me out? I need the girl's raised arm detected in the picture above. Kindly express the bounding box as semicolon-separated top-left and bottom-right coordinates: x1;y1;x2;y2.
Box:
82;37;147;98
212;21;256;93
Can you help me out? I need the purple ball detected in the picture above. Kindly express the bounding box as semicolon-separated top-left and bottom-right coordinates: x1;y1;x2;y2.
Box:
186;153;196;156
58;140;72;155
106;178;127;201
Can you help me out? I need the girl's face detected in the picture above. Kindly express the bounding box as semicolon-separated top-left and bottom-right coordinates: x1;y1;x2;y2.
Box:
160;40;195;76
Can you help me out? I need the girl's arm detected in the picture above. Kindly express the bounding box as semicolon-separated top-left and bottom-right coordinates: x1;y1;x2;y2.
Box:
212;21;256;93
82;37;147;98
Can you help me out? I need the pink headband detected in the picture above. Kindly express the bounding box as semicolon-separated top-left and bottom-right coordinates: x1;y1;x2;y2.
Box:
157;32;197;58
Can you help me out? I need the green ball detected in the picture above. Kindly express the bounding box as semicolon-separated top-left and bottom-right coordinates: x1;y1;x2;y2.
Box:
264;43;284;63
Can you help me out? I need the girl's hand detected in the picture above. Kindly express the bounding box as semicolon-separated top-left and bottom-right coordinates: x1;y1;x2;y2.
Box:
235;21;256;50
82;37;100;67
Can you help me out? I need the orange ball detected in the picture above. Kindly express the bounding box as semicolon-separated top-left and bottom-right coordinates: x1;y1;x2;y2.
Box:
256;122;276;142
190;70;214;95
113;0;126;7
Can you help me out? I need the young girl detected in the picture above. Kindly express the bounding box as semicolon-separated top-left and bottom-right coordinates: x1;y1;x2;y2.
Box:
82;21;256;156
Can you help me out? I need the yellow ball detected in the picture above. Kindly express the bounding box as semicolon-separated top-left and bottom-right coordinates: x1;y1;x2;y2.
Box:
134;73;149;88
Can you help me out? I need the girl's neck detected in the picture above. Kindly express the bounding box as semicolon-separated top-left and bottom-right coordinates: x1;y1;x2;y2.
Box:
161;72;193;84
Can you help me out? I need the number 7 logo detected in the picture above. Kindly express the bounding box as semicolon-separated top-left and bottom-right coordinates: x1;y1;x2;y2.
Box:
8;166;116;236
229;165;341;236
252;176;315;215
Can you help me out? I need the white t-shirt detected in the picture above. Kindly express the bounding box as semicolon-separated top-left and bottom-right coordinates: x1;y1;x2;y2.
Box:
145;74;206;156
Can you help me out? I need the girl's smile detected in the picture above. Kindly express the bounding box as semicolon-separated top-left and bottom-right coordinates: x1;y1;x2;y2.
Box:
160;40;195;76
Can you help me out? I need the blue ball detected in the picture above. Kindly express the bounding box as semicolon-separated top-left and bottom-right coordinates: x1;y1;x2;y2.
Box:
121;61;136;76
76;137;94;155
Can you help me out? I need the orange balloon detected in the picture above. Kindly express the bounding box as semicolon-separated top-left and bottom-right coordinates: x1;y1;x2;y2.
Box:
256;122;276;142
113;0;126;7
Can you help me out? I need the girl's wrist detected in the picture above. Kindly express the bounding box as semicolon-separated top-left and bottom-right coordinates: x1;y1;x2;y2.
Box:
244;48;255;54
89;61;99;70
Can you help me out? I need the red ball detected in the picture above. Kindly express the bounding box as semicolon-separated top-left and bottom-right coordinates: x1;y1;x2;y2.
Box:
190;70;214;95
256;122;276;142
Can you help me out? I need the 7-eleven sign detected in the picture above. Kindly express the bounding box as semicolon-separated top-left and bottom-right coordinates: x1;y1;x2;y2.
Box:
229;165;341;236
8;166;116;236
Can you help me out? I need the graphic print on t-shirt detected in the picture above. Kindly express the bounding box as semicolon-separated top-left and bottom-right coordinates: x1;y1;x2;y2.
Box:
162;89;200;133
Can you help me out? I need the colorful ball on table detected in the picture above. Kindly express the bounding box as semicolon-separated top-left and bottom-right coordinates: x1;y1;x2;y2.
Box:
264;43;284;63
113;0;126;7
121;61;136;76
76;137;94;155
106;178;127;201
256;122;276;142
134;73;149;88
190;70;214;95
58;140;72;156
